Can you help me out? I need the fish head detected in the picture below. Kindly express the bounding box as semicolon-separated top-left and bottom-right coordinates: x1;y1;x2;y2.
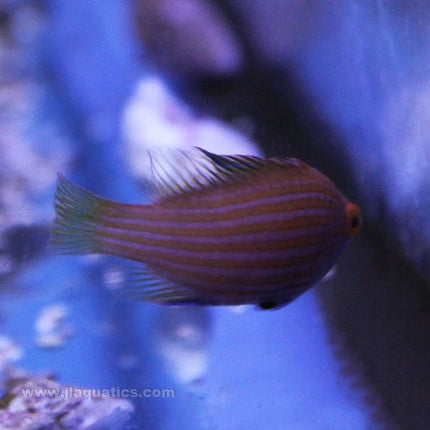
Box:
303;198;362;285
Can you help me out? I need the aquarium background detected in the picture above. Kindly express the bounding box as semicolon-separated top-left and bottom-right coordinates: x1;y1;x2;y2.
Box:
0;0;429;429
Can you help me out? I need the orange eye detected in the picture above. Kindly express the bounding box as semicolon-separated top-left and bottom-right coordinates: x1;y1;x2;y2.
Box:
346;202;362;236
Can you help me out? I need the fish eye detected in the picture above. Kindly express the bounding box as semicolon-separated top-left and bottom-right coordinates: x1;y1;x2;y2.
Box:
351;215;360;229
346;202;362;236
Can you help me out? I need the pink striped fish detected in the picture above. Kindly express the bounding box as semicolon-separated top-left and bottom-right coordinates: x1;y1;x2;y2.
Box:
51;148;362;310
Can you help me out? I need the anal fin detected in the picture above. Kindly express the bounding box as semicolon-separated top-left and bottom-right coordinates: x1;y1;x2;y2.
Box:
102;260;203;305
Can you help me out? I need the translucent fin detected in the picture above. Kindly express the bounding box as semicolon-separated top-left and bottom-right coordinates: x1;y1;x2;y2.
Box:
103;262;206;305
49;174;106;255
148;147;305;199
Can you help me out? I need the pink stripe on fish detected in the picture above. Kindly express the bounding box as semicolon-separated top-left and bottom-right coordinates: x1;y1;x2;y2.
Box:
97;221;344;247
100;207;337;230
100;236;327;263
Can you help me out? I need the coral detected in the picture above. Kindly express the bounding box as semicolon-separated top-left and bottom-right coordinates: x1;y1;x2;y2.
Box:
0;371;134;430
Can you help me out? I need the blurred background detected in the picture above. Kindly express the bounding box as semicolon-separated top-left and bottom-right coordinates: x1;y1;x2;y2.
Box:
0;0;429;428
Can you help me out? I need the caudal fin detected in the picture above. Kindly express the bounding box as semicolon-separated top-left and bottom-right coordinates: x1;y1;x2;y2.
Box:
50;174;106;255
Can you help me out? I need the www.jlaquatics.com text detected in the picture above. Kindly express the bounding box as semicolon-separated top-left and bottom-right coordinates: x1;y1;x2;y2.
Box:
21;386;175;400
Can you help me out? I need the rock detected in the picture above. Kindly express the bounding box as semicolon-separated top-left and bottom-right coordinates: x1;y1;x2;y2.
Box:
227;0;324;62
135;0;244;78
378;81;430;286
0;2;71;229
0;336;22;373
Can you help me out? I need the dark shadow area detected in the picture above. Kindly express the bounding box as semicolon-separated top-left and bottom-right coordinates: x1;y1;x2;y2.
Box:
320;227;430;430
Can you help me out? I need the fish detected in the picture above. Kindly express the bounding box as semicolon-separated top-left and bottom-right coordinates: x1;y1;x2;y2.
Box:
50;148;362;310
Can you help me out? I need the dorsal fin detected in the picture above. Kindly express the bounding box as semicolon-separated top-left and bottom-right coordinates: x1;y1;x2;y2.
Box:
147;147;306;199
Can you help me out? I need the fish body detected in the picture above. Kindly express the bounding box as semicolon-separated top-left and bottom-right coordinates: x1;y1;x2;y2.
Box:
51;148;362;309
